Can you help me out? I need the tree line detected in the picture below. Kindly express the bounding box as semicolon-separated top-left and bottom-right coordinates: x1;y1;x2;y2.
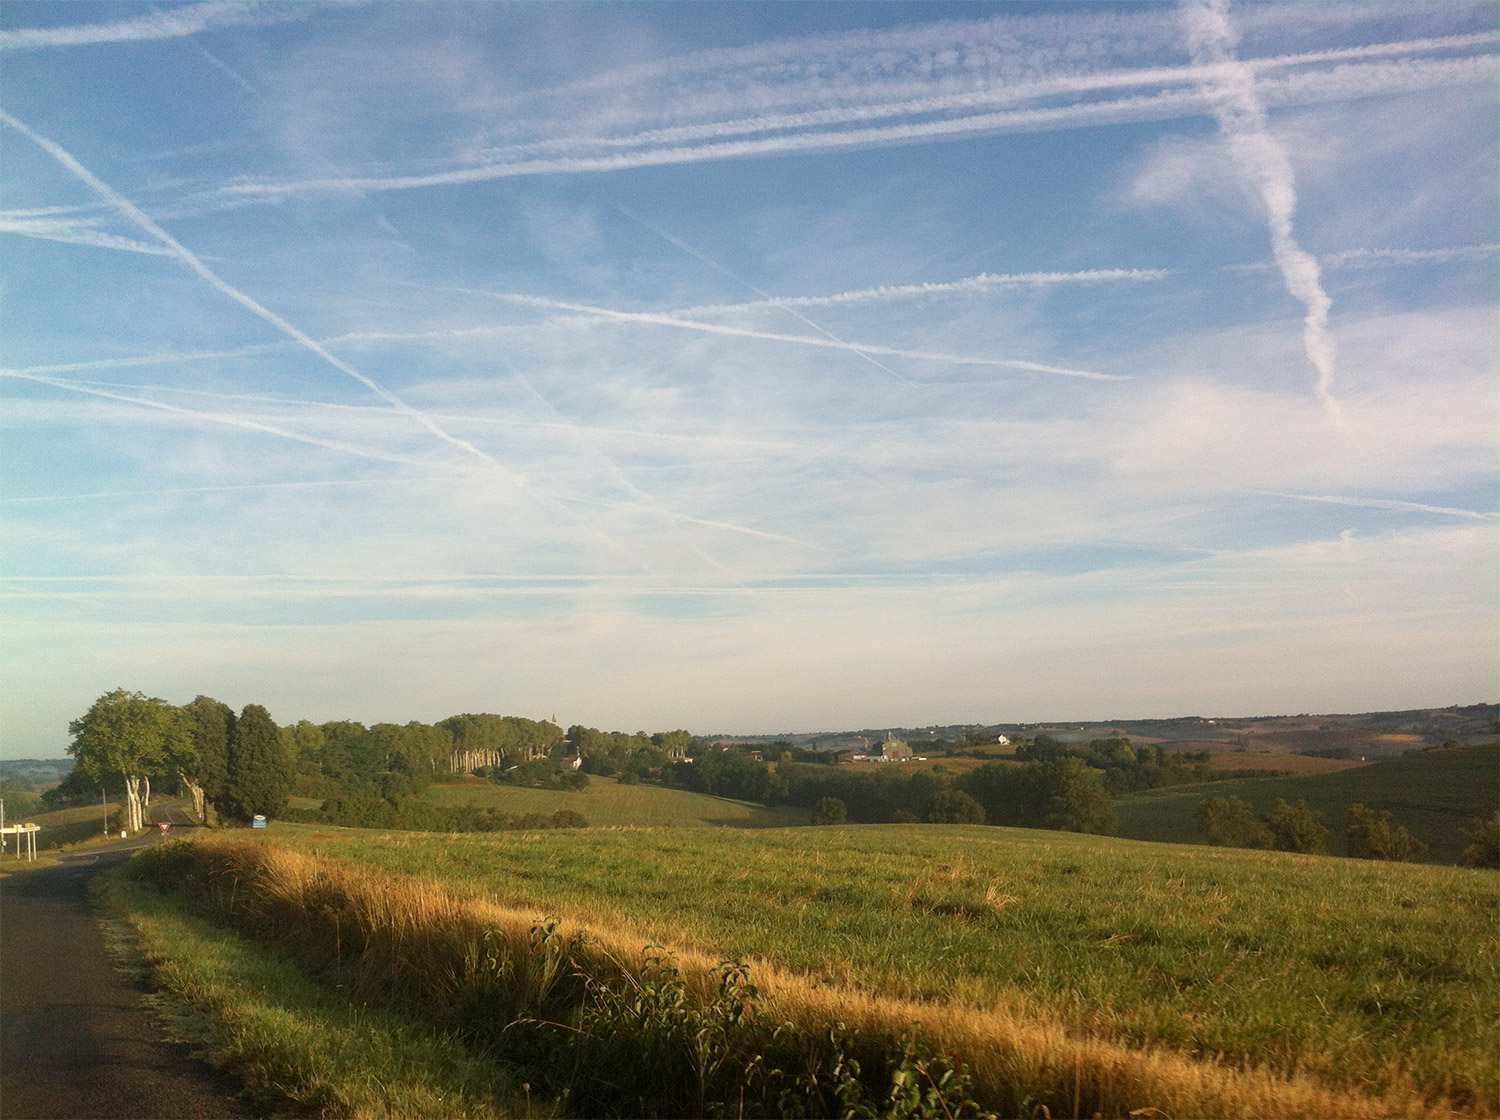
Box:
64;689;295;829
59;688;698;830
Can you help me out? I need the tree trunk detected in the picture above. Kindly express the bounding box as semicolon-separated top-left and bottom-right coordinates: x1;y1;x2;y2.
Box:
180;773;206;822
122;773;143;832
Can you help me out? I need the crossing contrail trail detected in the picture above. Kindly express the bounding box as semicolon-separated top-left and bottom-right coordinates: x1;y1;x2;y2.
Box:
0;107;528;485
610;200;919;387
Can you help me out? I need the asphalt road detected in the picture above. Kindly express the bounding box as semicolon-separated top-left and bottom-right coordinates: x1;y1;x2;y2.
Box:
0;816;257;1119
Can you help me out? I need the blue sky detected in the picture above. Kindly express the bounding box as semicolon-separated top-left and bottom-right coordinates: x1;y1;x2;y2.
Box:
2;1;1496;757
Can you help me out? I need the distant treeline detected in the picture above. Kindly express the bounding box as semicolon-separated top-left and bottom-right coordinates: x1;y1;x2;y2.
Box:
666;735;1287;835
53;688;698;828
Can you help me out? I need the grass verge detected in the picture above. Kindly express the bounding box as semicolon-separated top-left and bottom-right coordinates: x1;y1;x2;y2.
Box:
97;868;538;1119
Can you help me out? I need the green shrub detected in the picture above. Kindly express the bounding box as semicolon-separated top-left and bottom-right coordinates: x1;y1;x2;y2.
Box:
924;790;985;825
812;797;848;825
1461;811;1500;868
1346;803;1426;862
1268;800;1327;854
1196;796;1272;849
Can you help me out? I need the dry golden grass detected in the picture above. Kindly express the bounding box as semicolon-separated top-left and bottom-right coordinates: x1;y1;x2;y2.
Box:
138;835;1473;1120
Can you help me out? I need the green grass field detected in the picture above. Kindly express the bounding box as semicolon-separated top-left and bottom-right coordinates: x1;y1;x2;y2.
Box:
259;819;1499;1110
420;775;810;828
1114;743;1499;863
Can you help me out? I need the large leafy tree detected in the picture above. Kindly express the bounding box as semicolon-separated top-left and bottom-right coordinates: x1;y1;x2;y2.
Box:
68;689;186;833
179;695;234;822
221;703;292;820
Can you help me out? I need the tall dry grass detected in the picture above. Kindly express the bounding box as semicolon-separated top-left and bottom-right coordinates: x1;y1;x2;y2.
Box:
129;836;1469;1119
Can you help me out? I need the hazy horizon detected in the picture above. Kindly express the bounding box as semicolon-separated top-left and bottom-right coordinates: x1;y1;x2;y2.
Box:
3;1;1496;760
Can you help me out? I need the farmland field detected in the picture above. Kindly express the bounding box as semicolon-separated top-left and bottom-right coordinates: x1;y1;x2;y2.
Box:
420;775;809;828
254;819;1498;1112
1114;742;1498;862
1200;751;1366;774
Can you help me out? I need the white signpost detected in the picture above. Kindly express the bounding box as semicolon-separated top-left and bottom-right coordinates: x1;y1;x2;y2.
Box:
0;823;41;861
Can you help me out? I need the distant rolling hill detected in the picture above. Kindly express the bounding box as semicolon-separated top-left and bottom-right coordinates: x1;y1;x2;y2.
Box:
1114;742;1498;863
0;758;73;787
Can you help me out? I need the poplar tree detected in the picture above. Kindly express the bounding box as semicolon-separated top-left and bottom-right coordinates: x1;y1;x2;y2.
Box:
179;695;234;822
222;703;292;821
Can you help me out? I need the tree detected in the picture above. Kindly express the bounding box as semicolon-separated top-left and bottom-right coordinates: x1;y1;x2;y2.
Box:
1346;803;1426;862
179;695;234;822
1461;811;1500;868
1196;796;1272;849
651;729;694;760
811;797;847;825
1040;757;1116;834
221;704;292;821
280;720;326;779
68;689;186;833
924;789;985;825
1267;799;1327;854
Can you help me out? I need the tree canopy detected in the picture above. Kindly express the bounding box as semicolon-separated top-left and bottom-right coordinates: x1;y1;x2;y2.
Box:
221;703;292;821
68;688;186;832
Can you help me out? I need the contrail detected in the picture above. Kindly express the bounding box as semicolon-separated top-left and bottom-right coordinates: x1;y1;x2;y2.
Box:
504;364;818;571
466;287;1124;381
1;370;436;467
10;289;1122;383
470;32;1498;164
195;47;1496;205
1256;490;1498;521
0;107;527;484
0;215;176;256
198;45;258;94
561;495;827;552
672;268;1170;315
610;201;918;387
1182;0;1341;421
0;1;301;51
0;479;384;504
4;343;294;378
1323;243;1500;268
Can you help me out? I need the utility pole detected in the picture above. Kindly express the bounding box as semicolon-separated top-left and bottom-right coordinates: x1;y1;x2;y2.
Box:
102;787;108;835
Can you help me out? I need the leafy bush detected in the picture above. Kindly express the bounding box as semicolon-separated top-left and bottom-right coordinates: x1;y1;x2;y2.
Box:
1346;803;1426;861
1461;811;1499;868
1268;799;1328;854
1195;796;1272;849
812;797;848;825
924;789;985;825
